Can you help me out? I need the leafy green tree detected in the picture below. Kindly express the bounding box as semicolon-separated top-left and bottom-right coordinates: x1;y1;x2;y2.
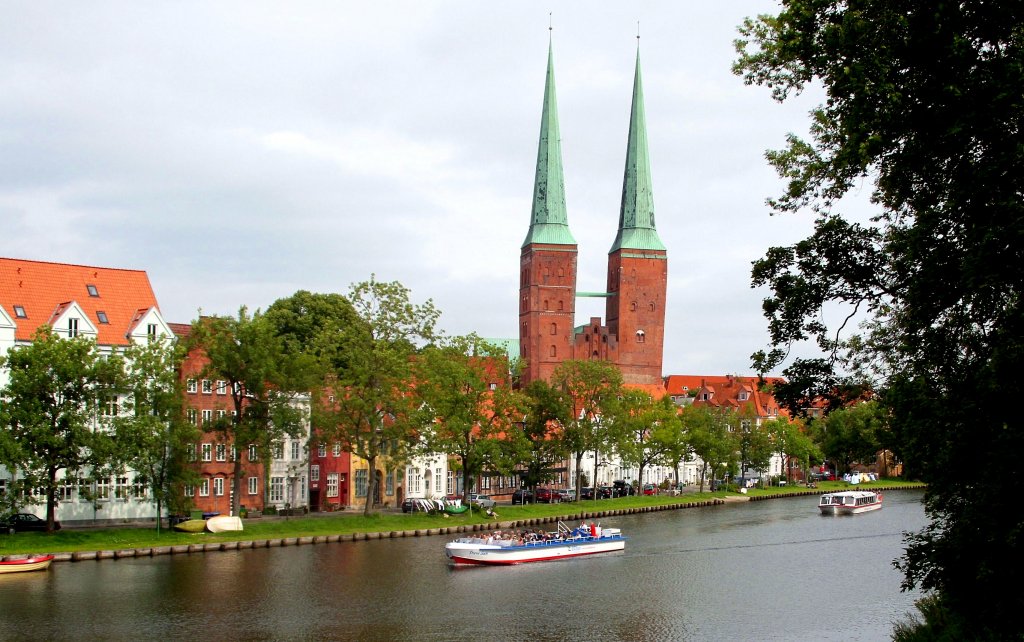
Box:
735;407;774;482
685;405;738;492
0;328;122;532
113;337;199;533
550;360;623;500
188;308;306;517
416;336;529;503
613;391;680;491
766;416;819;483
263;290;362;386
815;401;882;475
519;379;572;491
315;278;439;516
735;2;1024;634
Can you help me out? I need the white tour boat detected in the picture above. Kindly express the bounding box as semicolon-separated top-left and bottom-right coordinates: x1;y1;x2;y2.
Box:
445;522;625;565
818;490;883;515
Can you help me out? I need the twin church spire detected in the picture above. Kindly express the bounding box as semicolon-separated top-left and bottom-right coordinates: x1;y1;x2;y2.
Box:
522;39;664;252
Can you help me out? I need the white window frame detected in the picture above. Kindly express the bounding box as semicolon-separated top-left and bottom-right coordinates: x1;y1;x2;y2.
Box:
310;465;320;482
187;379;197;394
199;479;210;497
213;477;224;496
326;473;339;498
201;443;212;462
202;379;213;394
248;477;258;495
215;444;227;462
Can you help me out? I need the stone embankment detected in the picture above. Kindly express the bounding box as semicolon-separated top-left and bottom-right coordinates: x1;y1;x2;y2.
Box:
745;484;924;502
1;498;728;564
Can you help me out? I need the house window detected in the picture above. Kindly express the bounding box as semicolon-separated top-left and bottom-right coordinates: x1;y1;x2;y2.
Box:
248;477;258;495
291;441;301;461
115;477;129;500
386;470;394;496
435;467;443;494
186;444;197;462
96;311;109;324
187;408;197;425
132;478;147;499
230;445;237;461
355;469;367;497
272;442;283;460
215;444;226;462
217;409;226;420
201;443;212;462
248;444;258;462
202;409;213;426
447;471;454;495
58;477;76;502
199;479;210;497
95;478;110;500
216;380;227;395
99;394;119;417
187;379;197;394
213;477;224;496
184;484;195;497
147;323;158;340
87;284;99;297
270;477;284;503
311;465;320;482
68;318;79;337
300;476;307;501
326;473;339;498
481;475;491;490
332;443;341;457
202;380;213;394
318;444;327;458
13;305;26;318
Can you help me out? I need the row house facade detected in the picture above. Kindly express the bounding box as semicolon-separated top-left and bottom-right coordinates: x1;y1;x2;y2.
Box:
174;323;311;516
0;257;173;524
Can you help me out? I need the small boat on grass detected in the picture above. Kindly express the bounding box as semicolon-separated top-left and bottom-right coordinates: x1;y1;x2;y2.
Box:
206;515;244;533
445;521;626;565
172;519;208;533
819;490;883;515
0;555;55;575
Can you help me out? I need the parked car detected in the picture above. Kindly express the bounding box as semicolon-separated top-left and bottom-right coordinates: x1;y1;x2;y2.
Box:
511;488;534;504
612;480;635;497
556;488;577;502
534;488;560;503
1;513;60;534
401;497;430;513
642;484;658;495
468;494;496;509
582;487;612;500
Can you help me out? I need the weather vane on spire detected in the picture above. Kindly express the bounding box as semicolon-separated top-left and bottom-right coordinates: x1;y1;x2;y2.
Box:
549;12;553;32
637;20;641;42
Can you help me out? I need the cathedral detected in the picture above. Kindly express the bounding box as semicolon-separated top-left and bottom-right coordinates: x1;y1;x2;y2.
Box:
518;41;667;387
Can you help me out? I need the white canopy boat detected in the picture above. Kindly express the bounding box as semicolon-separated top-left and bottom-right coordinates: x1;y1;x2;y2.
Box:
818;490;883;515
445;521;625;565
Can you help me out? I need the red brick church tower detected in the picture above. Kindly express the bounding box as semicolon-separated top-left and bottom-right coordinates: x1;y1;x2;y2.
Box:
519;43;667;387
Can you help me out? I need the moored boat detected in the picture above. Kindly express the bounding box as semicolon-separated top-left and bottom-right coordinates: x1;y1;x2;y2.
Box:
0;555;55;575
818;490;883;515
172;519;208;533
445;522;625;565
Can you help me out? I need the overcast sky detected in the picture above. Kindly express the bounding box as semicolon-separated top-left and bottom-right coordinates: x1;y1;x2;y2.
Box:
0;2;840;377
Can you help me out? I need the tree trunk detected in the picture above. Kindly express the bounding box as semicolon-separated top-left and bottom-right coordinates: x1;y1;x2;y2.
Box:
231;455;243;516
363;455;376;517
46;466;57;533
574;452;585;501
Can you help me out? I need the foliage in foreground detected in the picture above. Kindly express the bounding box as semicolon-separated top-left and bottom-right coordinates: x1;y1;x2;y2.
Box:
735;1;1024;636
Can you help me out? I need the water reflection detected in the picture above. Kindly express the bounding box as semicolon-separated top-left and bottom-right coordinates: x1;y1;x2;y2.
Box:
0;490;926;641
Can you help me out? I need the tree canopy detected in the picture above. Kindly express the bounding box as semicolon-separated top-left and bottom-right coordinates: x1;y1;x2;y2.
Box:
735;1;1024;635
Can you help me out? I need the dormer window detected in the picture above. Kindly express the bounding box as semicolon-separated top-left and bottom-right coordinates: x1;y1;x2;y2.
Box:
87;284;99;297
13;305;27;318
96;311;109;324
68;318;79;337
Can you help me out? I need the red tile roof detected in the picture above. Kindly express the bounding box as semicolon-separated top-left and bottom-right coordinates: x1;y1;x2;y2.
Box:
664;374;785;397
0;257;160;346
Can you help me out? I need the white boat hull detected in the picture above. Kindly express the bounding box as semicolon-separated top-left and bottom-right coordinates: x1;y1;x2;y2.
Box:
446;535;625;565
819;491;883;515
206;515;244;533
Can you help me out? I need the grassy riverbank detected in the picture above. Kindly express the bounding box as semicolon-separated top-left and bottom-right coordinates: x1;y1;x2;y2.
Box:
0;479;923;557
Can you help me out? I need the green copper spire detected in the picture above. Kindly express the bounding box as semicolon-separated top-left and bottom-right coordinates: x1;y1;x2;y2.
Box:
610;48;665;253
522;39;576;248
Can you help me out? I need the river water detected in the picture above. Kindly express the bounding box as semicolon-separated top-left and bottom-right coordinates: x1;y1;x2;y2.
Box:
0;490;926;641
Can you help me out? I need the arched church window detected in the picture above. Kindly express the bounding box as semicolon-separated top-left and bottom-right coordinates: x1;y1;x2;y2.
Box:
550;323;557;335
636;329;646;343
558;300;564;311
630;301;637;312
549;345;556;357
649;302;656;312
544;299;549;310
